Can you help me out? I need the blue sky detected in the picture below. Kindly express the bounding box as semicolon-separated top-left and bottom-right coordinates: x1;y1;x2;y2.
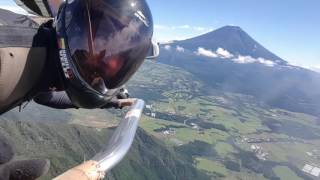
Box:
0;0;319;68
147;0;320;68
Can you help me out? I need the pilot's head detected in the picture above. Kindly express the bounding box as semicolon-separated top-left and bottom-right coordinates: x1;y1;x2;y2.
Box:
55;0;154;108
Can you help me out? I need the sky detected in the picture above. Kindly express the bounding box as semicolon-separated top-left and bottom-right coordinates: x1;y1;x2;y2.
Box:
0;0;319;68
146;0;320;68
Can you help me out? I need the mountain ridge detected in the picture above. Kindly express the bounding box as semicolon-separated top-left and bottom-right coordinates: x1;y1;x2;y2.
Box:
165;25;286;64
158;26;320;116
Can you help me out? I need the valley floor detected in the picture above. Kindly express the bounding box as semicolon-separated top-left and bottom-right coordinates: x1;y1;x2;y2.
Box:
130;61;320;180
0;61;319;180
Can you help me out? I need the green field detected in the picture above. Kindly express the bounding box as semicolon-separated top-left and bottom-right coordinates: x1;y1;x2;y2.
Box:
195;157;227;177
1;61;319;180
129;61;320;180
273;166;303;180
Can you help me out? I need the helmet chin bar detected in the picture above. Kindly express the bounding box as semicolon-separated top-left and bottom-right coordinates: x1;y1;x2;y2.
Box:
54;98;145;180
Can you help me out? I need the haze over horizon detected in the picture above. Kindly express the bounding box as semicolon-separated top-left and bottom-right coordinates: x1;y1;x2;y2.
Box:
0;0;319;69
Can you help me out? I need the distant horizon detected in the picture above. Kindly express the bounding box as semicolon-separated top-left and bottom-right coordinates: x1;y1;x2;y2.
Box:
157;25;320;70
153;25;320;71
147;0;320;69
0;0;319;70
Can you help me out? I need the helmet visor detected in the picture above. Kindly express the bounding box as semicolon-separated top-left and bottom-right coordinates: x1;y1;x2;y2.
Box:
65;0;153;92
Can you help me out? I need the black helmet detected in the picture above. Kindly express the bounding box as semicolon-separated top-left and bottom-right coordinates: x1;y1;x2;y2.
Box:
55;0;153;108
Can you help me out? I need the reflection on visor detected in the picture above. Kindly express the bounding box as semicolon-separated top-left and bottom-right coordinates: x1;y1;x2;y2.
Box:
104;57;124;77
66;0;153;92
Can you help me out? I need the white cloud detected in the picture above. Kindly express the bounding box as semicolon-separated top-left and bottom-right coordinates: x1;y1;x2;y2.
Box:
195;47;218;58
257;58;276;67
154;24;168;30
193;27;206;31
233;55;257;64
277;61;320;72
195;47;234;59
288;63;320;73
194;47;275;67
157;37;188;43
216;48;234;59
177;25;191;29
176;46;185;52
164;45;171;50
310;66;320;73
232;55;276;67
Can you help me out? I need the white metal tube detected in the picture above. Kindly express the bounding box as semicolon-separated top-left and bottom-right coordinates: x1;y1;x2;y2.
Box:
54;99;145;180
93;99;145;172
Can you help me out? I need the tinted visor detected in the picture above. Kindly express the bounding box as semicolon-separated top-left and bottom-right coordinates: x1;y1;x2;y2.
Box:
65;0;153;92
